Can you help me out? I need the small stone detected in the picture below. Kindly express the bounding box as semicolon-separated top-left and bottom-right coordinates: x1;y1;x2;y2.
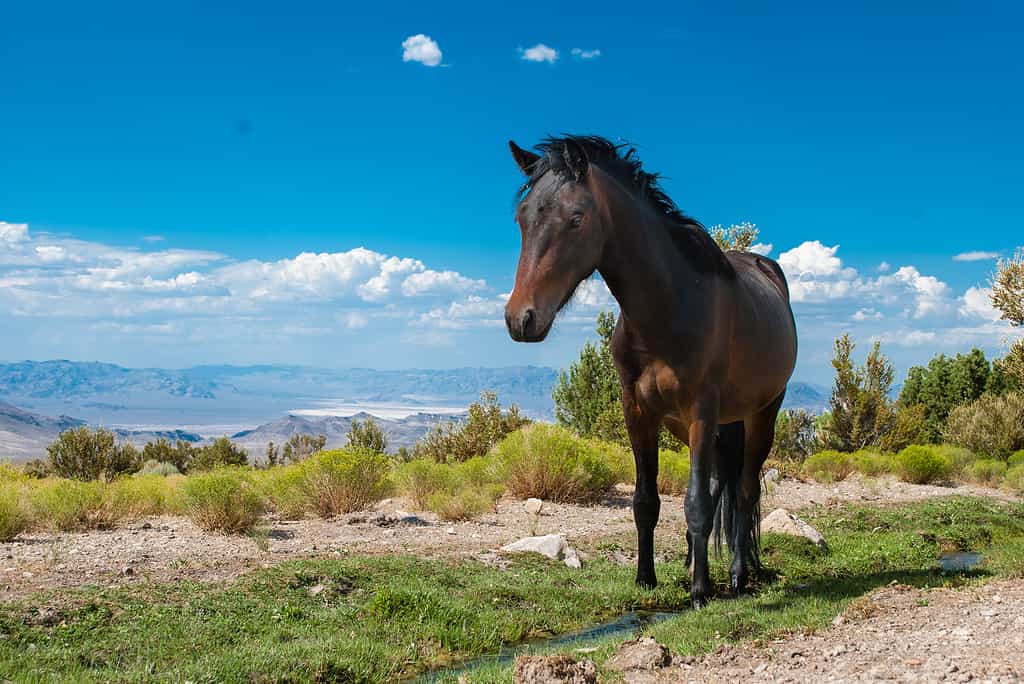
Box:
307;584;325;597
121;566;134;576
763;468;781;483
761;509;827;548
446;527;456;535
605;637;671;672
525;498;544;515
754;663;768;674
513;654;597;683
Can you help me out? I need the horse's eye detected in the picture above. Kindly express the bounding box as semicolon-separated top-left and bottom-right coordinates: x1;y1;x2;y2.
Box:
570;213;584;227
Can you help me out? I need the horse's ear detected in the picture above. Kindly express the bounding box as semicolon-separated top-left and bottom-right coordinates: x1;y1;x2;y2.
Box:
509;140;541;175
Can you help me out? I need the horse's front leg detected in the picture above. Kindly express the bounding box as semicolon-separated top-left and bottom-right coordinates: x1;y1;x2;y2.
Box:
623;391;661;589
686;404;720;608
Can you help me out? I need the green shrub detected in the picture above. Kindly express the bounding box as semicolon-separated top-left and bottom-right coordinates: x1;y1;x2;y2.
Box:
493;424;621;503
426;487;501;522
29;479;115;531
257;465;313;519
192;437;249;471
137;459;181;477
141;439;198;474
851;450;895;477
932;445;977;475
657;448;690;495
1004;464;1024;494
943;392;1024;459
0;485;30;541
771;409;816;461
803;450;855;483
182;469;265;533
395;459;457;509
347;418;387;454
304;449;391;516
895;445;952;485
966;459;1008;487
106;474;184;518
0;463;26;483
1008;450;1024;468
46;427;141;481
414;392;529;463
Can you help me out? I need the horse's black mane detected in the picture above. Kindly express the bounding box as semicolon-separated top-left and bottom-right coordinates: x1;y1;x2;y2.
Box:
517;135;733;276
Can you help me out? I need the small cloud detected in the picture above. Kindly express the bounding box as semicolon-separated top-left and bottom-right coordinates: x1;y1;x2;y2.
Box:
877;261;891;273
852;308;883;321
341;312;369;329
142;235;165;243
571;48;601;59
520;44;558;63
953;250;1000;262
402;34;443;67
750;243;773;256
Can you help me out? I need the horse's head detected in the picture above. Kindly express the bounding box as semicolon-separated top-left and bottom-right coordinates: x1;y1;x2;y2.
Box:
505;139;608;342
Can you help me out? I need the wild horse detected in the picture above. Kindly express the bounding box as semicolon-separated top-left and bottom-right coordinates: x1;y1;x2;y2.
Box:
503;136;797;606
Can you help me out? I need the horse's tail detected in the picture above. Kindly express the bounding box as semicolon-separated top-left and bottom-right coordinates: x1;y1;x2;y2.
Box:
711;421;760;569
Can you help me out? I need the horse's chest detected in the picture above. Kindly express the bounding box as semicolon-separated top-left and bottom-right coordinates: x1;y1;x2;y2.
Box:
636;361;689;410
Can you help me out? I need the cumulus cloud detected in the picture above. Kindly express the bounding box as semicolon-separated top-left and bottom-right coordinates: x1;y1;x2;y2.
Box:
520;44;558;63
0;222;29;244
402;34;443;67
750;243;773;256
959;286;1001;321
877;261;891;272
953;250;1000;262
571;48;601;59
570;277;614;309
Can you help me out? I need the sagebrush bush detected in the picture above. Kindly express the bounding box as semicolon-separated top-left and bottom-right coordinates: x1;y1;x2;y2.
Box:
0;485;30;541
1004;464;1024;494
304;449;391;516
137;459;181;477
427;486;502;522
943;392;1024;459
932;444;977;475
46;427;141;481
851;450;895;477
494;424;623;503
895;445;952;484
106;474;184;518
394;459;458;509
1008;450;1024;469
257;465;313;519
29;479;116;531
803;450;855;483
966;459;1008;487
657;448;690;495
182;469;265;533
192;437;249;471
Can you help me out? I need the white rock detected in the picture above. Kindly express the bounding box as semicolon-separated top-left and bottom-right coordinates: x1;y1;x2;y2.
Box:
761;508;827;548
525;498;544;515
763;468;781;483
501;534;582;569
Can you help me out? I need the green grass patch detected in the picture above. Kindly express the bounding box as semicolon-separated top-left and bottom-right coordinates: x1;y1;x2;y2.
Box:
0;496;1021;683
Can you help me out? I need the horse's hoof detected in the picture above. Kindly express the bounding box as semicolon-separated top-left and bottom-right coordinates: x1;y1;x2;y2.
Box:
636;574;658;590
730;572;748;594
691;592;710;610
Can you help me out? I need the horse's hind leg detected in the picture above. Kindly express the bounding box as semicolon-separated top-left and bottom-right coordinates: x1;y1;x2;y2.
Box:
731;392;785;593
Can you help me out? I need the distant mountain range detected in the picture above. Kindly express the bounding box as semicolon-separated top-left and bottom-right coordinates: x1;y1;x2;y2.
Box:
0;360;830;462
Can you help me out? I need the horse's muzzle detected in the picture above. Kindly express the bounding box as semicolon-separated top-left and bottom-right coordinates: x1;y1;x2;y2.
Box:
505;306;548;342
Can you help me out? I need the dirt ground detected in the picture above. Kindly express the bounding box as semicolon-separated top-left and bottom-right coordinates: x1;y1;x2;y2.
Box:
634;580;1024;683
0;474;1011;600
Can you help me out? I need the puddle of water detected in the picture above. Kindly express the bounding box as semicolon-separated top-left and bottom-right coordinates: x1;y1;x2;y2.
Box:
410;609;679;682
938;551;983;573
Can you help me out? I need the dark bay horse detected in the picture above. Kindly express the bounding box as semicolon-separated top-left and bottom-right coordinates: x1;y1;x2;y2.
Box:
503;136;797;607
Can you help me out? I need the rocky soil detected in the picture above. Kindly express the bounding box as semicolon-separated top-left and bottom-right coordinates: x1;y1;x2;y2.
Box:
0;475;1011;600
606;580;1024;683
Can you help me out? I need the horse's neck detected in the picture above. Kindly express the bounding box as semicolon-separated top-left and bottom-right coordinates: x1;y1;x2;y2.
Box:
598;212;702;344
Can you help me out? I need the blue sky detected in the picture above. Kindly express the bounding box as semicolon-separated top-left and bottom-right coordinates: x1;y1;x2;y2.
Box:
1;0;1021;384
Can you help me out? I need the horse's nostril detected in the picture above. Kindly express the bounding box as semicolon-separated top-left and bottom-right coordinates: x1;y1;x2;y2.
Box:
522;309;535;336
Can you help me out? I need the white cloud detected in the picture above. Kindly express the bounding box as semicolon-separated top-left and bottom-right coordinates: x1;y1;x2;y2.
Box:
953;250;1000;262
401;270;486;297
340;312;369;329
877;261;891;272
520;44;558;63
852;308;883;321
402;34;443;67
0;222;29;244
750;243;773;256
142;235;165;243
875;266;951;318
779;241;846;278
571;48;601;59
570;278;614;309
959;286;1001;321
